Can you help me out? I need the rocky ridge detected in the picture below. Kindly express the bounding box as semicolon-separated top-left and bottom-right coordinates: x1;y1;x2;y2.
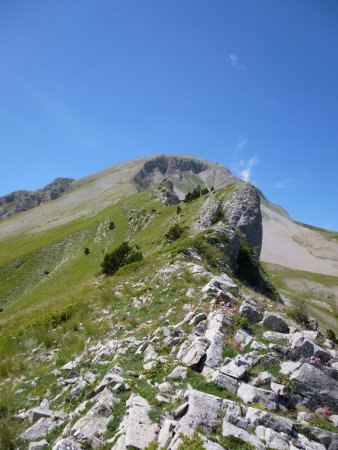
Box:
13;259;338;449
0;178;74;220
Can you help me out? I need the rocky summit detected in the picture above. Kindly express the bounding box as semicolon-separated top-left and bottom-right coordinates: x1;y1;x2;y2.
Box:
0;155;337;450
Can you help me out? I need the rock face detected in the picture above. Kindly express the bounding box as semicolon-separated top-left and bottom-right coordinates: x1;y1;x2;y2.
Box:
133;155;234;198
221;183;262;257
0;177;73;219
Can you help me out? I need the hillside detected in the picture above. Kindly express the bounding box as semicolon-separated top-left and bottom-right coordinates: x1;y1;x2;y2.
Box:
260;198;338;334
0;155;337;450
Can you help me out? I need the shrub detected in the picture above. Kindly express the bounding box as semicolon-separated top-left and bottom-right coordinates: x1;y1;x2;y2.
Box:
108;221;115;230
201;187;209;195
165;224;184;242
183;186;201;203
176;205;182;214
101;241;143;276
84;247;90;255
211;205;223;224
232;315;249;329
326;329;338;344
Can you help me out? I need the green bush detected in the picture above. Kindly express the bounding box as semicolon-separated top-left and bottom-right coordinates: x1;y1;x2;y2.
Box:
108;221;115;230
178;431;205;450
165;224;184;242
84;247;90;255
101;241;143;275
176;205;182;214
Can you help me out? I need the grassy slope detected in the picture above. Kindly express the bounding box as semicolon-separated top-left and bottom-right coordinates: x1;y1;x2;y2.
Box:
0;186;224;337
263;261;338;332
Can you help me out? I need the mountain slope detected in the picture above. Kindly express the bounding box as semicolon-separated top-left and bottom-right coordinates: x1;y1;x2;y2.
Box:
0;155;337;449
0;155;233;241
261;199;338;277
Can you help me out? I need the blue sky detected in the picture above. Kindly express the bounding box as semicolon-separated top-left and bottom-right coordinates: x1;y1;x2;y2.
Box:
1;1;338;230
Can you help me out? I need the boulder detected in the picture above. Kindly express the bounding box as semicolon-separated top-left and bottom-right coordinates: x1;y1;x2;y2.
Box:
201;274;238;296
168;366;187;380
290;363;338;409
239;302;263;324
28;440;49;450
181;337;210;368
220;360;247;380
263;313;290;333
204;312;225;368
289;338;331;363
169;389;223;449
251;371;274;387
52;439;81;450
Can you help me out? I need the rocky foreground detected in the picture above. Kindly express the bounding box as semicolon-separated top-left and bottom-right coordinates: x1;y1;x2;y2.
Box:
14;261;338;450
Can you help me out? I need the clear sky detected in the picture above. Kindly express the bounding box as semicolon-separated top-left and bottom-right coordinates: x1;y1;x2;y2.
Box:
1;1;338;230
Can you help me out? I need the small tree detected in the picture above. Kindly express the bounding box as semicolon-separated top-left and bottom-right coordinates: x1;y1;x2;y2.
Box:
201;187;209;196
176;205;182;214
101;241;143;275
84;247;90;255
165;224;184;242
183;186;201;203
108;221;115;230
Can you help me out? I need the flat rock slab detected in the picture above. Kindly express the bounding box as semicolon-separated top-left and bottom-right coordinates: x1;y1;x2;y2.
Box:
124;394;157;449
21;418;63;441
245;406;294;435
220;360;247;380
209;370;238;393
71;388;115;447
237;383;279;410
